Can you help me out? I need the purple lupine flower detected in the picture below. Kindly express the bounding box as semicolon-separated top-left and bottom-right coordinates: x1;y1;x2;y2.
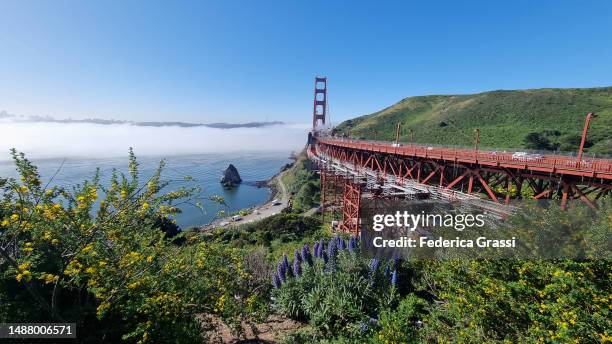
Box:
277;261;286;282
391;269;397;287
272;273;281;288
313;242;320;258
318;238;325;257
302;244;313;266
368;258;379;284
294;249;302;264
293;257;302;277
283;254;290;273
286;259;294;278
327;237;337;259
337;236;346;250
392;256;400;269
348;236;357;254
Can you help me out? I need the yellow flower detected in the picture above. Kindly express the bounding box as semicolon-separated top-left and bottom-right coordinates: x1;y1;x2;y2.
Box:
96;302;110;317
141;202;150;210
43;274;58;284
51;239;59;245
10;214;19;221
1;219;9;227
146;255;153;263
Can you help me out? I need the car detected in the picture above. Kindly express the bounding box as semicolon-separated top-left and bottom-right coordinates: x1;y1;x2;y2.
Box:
272;199;282;206
232;215;242;221
512;152;543;161
392;143;402;147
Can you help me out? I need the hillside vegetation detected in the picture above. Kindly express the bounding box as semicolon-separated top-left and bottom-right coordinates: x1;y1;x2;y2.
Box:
335;87;612;155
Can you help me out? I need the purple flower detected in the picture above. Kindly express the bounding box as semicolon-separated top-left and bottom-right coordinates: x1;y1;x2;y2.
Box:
318;238;325;257
392;256;400;268
302;244;313;266
272;273;281;288
277;261;286;282
348;236;357;254
294;249;302;263
368;258;379;285
293;257;302;277
391;269;397;286
313;242;320;258
327;238;337;259
337;236;346;250
282;254;291;277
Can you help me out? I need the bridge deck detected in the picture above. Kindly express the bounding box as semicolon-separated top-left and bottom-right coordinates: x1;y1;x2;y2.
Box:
318;138;612;180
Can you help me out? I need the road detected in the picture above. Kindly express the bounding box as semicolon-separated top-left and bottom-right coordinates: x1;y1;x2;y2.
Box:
200;169;290;231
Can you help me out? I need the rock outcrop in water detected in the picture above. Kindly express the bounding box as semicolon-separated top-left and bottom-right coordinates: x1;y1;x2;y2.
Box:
220;164;242;187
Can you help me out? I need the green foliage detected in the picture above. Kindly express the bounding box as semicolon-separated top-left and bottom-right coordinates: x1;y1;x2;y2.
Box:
335;87;612;155
283;152;320;212
210;213;322;253
374;294;427;344
273;205;611;343
0;149;258;342
524;131;560;150
273;247;400;338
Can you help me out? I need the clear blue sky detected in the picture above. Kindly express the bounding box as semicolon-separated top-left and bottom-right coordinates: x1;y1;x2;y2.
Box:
1;0;611;124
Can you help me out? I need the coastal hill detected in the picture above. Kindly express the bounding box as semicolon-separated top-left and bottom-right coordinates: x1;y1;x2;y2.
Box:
335;87;612;155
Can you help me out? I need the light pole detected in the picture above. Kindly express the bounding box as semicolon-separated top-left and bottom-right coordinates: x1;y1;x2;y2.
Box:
409;128;414;145
395;122;402;144
474;128;480;151
577;112;596;161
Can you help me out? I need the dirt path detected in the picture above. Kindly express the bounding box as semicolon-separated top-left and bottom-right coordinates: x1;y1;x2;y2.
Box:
200;169;290;231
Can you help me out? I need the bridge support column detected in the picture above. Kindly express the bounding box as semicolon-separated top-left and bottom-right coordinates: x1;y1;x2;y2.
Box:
340;179;361;236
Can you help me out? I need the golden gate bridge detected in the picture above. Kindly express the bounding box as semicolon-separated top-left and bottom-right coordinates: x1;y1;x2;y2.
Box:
307;77;612;235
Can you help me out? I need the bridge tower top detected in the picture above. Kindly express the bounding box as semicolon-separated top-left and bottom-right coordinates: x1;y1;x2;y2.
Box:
312;76;327;130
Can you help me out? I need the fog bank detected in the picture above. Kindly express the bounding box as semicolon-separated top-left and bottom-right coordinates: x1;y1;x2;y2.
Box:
0;121;310;161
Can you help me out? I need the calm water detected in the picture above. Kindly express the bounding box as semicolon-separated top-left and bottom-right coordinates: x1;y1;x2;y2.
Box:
0;153;290;228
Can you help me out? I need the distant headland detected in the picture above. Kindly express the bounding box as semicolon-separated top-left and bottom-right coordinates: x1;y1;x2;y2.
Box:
0;111;283;129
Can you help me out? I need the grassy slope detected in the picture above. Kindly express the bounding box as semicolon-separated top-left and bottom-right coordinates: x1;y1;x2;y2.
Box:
335;87;612;154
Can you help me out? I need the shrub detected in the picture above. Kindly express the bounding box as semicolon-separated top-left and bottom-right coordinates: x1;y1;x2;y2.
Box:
0;149;258;342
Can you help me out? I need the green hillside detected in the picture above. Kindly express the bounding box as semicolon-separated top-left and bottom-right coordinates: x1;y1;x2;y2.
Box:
335;87;612;155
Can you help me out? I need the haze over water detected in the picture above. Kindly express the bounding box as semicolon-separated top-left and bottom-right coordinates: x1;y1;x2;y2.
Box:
0;121;307;227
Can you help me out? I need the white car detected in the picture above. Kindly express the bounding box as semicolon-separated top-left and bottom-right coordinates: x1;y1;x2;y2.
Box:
512;152;542;161
232;215;242;221
272;199;282;206
392;143;402;147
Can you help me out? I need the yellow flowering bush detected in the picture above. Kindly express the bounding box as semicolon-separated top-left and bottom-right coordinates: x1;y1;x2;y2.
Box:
0;149;256;342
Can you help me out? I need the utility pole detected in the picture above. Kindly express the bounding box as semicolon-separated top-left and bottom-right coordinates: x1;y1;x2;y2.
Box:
474;128;480;151
577;112;596;161
395;122;402;144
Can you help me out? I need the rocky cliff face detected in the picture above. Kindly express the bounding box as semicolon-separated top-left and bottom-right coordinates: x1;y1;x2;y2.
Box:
220;164;242;187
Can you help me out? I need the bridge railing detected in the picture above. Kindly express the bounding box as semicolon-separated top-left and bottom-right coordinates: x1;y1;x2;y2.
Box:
318;138;612;175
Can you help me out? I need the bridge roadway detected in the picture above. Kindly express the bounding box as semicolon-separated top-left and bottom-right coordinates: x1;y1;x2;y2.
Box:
316;137;612;181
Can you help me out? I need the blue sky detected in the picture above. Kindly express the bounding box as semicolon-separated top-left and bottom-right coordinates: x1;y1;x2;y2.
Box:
0;0;611;124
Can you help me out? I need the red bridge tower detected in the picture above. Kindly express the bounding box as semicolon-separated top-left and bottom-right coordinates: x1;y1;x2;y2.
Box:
312;77;327;129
